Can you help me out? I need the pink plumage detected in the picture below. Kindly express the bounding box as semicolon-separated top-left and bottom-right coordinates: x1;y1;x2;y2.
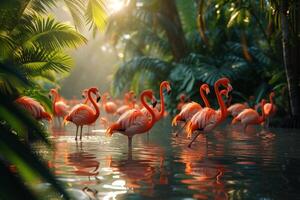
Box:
15;96;51;121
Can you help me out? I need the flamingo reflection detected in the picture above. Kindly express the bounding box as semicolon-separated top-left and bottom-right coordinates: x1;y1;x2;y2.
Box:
66;142;100;178
174;135;228;199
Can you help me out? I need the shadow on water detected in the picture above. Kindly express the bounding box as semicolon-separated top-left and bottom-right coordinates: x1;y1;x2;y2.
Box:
33;118;300;199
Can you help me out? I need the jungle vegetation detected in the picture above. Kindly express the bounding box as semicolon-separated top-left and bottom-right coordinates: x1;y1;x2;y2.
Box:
0;0;299;199
107;0;300;127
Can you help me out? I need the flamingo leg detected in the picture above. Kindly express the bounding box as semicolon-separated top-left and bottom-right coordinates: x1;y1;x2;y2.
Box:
243;124;247;132
128;136;132;155
188;131;202;148
75;126;78;140
175;122;187;137
80;126;83;140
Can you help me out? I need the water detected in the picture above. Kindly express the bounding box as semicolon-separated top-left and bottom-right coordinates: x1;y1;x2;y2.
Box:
34;119;300;199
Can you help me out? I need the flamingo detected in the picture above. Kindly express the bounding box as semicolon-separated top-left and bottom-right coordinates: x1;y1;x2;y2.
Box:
263;92;277;127
49;88;69;127
142;81;171;122
227;103;248;118
64;87;101;140
116;91;136;115
172;84;211;136
177;93;187;111
15;96;52;121
186;78;232;147
232;99;266;131
106;90;157;150
102;92;118;116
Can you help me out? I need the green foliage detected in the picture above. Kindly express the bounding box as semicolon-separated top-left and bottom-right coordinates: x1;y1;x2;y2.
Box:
109;0;287;118
0;62;70;200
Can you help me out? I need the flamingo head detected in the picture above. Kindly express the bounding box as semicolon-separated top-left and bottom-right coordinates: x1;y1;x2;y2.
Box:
151;96;158;108
179;93;186;102
201;84;210;94
218;78;232;95
49;88;58;99
161;81;171;95
270;91;275;99
88;87;101;102
81;89;88;99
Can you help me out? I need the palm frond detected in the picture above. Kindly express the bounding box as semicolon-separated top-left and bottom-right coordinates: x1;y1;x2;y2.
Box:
176;0;197;33
15;48;73;75
0;61;30;94
16;14;87;50
27;0;57;14
113;56;171;94
85;0;107;32
0;32;15;59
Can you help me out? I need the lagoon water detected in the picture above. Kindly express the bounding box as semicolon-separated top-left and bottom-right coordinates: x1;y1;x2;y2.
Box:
34;118;300;199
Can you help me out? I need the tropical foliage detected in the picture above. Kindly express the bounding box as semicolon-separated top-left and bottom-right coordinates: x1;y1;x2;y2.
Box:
0;0;107;199
107;0;298;123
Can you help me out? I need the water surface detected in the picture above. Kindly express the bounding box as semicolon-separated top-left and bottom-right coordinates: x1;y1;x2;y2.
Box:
34;119;300;199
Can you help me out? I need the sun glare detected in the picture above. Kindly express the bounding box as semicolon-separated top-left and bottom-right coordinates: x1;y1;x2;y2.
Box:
107;0;125;14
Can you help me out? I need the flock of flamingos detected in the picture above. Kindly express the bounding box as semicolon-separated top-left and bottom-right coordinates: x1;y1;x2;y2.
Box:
15;77;276;148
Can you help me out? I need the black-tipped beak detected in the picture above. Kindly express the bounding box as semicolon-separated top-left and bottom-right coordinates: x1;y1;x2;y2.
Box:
152;100;157;108
48;94;51;99
82;95;85;99
167;89;172;95
97;96;101;102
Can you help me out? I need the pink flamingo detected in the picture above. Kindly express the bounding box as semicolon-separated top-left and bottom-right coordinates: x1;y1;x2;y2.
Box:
142;81;171;122
64;87;101;140
15;96;52;121
102;92;118;116
172;84;211;136
116;91;136;115
232;99;266;131
263;92;277;127
186;78;232;147
106;90;157;149
49;89;69;126
227;103;248;118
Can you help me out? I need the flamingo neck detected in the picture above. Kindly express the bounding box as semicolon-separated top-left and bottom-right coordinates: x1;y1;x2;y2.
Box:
102;95;107;105
83;96;89;104
53;91;59;103
88;90;100;119
159;83;166;118
141;93;155;130
200;86;210;108
269;93;274;104
214;81;227;120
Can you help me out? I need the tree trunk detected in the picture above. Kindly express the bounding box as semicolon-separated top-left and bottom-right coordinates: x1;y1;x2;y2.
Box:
280;1;300;128
159;0;188;61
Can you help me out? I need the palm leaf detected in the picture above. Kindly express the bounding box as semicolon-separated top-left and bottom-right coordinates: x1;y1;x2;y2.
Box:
0;32;15;59
85;0;107;32
15;48;73;75
16;14;87;50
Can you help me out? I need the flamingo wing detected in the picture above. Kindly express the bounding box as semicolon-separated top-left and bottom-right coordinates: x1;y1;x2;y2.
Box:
235;109;259;124
66;104;95;125
55;101;69;116
263;103;273;116
117;109;148;135
15;96;48;119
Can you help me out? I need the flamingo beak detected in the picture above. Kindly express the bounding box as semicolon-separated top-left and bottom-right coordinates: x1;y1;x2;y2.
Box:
205;88;210;94
227;83;233;92
167;89;172;95
96;95;101;102
152;100;157;108
82;94;85;99
48;94;51;99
